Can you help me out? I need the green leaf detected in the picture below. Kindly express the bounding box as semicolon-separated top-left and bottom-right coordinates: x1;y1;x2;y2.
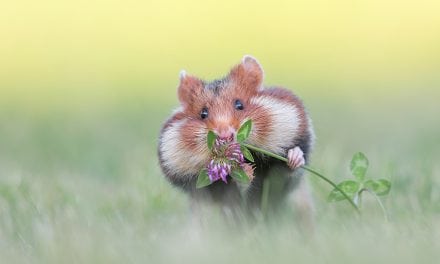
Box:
350;152;369;181
231;168;250;183
327;188;346;202
237;119;252;142
327;180;360;202
364;179;391;196
241;146;254;162
196;170;212;189
207;131;216;150
364;179;379;191
374;179;391;196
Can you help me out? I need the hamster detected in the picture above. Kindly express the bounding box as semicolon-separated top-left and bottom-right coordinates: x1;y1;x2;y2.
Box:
158;56;315;221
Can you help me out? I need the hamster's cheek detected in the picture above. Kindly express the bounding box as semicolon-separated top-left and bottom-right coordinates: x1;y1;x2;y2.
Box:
249;96;301;155
161;119;210;176
243;103;273;147
180;120;208;151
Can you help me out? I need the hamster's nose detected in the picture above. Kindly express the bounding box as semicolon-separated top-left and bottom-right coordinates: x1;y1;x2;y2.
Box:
216;127;235;140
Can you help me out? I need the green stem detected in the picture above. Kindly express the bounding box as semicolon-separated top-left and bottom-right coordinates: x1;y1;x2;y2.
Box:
261;177;270;219
242;143;360;213
360;188;389;221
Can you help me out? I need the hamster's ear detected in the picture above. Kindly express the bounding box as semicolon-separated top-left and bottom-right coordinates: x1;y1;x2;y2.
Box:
229;55;264;92
177;70;204;106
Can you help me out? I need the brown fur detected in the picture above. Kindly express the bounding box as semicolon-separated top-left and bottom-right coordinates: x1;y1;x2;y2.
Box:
158;56;315;223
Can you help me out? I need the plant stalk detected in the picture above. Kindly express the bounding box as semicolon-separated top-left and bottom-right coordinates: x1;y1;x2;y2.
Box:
360;188;389;221
242;143;360;213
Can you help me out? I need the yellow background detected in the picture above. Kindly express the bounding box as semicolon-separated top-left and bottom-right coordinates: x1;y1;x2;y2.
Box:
1;0;439;110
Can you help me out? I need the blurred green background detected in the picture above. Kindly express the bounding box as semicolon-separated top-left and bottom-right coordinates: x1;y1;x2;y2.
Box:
1;0;440;263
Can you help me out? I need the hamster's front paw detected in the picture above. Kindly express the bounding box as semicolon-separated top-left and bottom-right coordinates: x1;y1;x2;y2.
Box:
287;146;305;170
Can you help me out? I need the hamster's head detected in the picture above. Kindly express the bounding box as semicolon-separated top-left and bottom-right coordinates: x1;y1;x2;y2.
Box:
177;55;266;141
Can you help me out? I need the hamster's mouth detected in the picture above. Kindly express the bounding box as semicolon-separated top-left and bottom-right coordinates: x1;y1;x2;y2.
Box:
197;120;255;188
204;133;253;184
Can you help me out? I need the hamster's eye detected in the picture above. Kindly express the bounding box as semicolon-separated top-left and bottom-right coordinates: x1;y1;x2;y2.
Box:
234;99;244;110
200;107;209;119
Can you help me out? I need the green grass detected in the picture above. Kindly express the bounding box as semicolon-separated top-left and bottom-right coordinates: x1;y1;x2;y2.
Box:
1;94;439;263
2;0;440;262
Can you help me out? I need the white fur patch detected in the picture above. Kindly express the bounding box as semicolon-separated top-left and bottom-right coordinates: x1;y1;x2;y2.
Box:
160;119;209;178
242;55;258;65
249;96;301;155
172;106;184;115
307;116;316;151
179;70;187;80
242;55;265;79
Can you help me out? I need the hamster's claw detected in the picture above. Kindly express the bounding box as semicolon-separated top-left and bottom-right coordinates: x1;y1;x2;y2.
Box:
287;147;305;170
